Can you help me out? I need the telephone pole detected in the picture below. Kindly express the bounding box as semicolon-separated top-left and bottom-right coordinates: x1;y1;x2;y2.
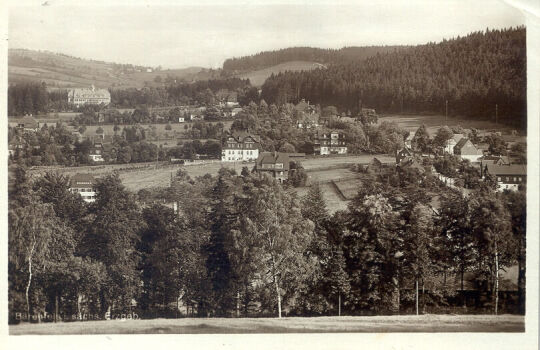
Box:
495;104;498;125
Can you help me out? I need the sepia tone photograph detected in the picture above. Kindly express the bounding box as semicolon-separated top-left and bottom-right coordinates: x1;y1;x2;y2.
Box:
2;0;539;348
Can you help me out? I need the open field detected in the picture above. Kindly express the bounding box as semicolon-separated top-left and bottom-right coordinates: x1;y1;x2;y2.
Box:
236;61;325;86
379;114;522;135
25;154;394;193
9;315;524;334
333;178;363;200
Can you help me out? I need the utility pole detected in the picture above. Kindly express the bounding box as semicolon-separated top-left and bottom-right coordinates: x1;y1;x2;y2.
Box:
445;100;448;125
495;104;498;125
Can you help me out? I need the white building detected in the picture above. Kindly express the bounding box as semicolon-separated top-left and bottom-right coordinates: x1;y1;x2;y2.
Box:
69;173;97;203
314;130;347;155
221;131;260;162
68;85;111;106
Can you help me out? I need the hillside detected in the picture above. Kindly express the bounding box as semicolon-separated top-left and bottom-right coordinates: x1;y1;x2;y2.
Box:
8;49;214;89
260;27;526;129
223;46;404;72
236;61;326;87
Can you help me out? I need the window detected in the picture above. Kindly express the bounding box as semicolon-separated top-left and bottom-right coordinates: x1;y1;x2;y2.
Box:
497;177;501;182
276;163;283;168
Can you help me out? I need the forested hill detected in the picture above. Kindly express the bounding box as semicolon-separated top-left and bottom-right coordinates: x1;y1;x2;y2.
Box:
222;46;404;72
260;27;527;129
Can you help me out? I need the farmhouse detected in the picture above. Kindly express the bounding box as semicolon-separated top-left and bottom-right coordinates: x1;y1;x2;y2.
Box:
221;131;260;162
69;173;97;203
89;143;105;162
68;85;111;106
444;133;465;154
314;130;347;155
255;152;290;183
16;116;39;132
454;138;483;162
396;147;413;164
483;164;526;192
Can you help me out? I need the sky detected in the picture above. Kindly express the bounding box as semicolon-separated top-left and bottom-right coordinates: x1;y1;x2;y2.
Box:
8;0;527;69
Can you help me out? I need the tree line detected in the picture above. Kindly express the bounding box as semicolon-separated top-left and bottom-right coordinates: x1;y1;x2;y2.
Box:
222;46;404;72
9;160;525;322
260;27;526;129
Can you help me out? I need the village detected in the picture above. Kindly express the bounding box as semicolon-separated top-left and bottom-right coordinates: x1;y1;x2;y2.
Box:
5;5;532;339
8;88;527;210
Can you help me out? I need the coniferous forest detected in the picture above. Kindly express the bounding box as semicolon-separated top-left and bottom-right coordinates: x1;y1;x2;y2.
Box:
222;46;404;72
260;27;526;129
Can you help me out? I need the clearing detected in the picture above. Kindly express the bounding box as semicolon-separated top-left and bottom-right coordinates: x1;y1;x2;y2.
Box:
9;314;524;334
379;114;521;135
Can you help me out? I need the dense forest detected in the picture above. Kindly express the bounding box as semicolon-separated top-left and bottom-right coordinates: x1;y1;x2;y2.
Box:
222;46;404;72
260;27;526;129
8;155;525;322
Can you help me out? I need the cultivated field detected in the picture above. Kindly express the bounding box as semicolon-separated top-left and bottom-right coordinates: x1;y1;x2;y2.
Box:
9;315;524;334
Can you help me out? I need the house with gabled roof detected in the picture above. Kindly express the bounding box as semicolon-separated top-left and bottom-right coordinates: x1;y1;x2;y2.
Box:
69;173;97;203
483;164;526;192
16;116;40;132
396;147;413;165
221;130;260;162
255;152;290;183
453;138;483;163
444;133;465;154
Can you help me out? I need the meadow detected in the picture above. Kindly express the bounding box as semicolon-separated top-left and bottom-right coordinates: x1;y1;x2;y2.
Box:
9;315;524;334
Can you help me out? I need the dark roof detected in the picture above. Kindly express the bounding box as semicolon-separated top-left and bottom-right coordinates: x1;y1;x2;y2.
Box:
17;116;39;128
230;130;260;143
256;152;290;171
485;164;526;176
70;173;95;188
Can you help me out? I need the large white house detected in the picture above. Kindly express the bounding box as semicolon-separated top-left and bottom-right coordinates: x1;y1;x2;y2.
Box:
221;131;260;162
68;85;111;106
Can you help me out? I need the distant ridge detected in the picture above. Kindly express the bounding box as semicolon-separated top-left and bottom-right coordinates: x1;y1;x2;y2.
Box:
8;48;214;89
223;46;405;72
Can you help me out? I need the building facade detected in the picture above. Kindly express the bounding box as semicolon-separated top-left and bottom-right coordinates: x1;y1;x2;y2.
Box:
221;131;260;162
68;85;111;106
255;152;290;183
69;173;97;203
484;164;526;192
314;130;347;155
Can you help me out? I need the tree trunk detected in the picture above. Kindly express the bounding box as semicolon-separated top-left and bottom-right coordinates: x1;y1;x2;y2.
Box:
55;292;59;323
422;279;425;314
236;291;240;318
25;239;36;321
77;293;82;320
518;233;526;314
338;293;341;317
271;256;282;318
415;279;419;315
494;247;499;315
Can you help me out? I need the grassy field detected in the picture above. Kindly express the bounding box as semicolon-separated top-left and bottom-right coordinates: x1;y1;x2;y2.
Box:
9;315;524;334
379;114;520;135
236;61;325;86
333;178;363;200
